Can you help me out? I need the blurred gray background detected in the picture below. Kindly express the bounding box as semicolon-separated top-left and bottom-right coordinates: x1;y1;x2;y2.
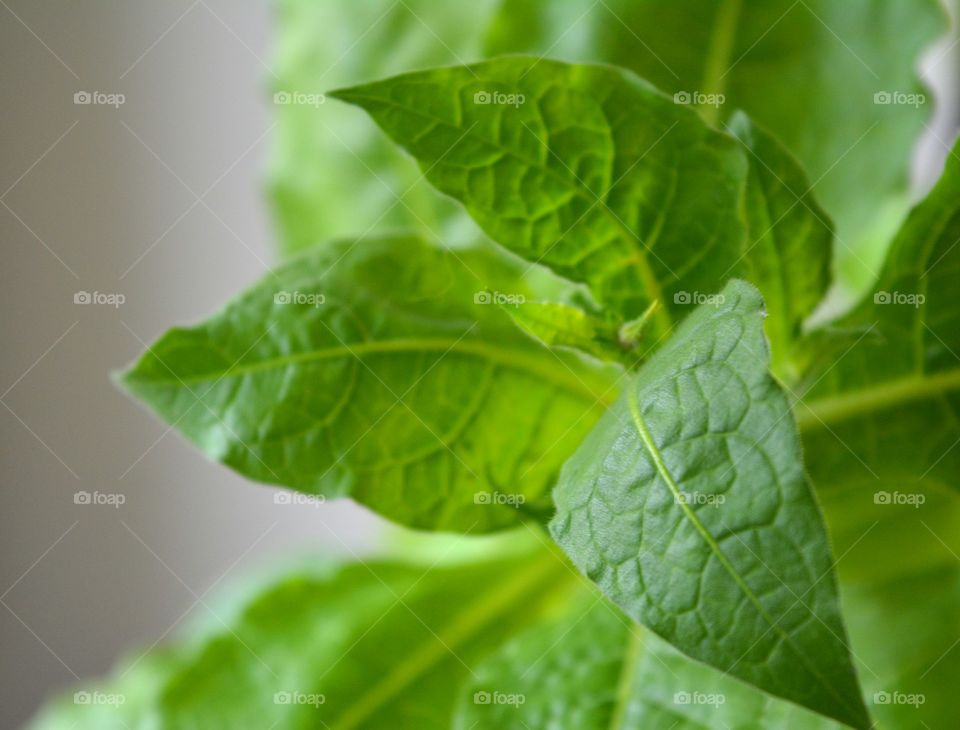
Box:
1;2;957;729
0;3;387;727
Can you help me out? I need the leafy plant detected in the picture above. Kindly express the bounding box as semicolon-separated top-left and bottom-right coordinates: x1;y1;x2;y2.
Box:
34;3;960;729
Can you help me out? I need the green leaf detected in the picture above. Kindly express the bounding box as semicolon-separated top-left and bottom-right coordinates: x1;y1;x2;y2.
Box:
819;480;960;729
550;279;869;729
119;235;618;532
799;139;960;493
793;139;960;730
728;112;832;379
29;651;181;730
505;300;632;365
270;0;503;254
455;598;845;729
29;539;575;730
331;57;750;334
484;0;945;296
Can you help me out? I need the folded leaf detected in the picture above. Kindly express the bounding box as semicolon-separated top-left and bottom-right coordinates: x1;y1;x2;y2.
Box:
551;280;869;729
455;599;845;729
800;138;960;493
331;57;749;332
120;236;617;532
485;0;944;295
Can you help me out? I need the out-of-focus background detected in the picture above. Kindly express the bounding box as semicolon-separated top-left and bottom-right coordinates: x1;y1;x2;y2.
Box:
0;3;390;727
1;2;958;728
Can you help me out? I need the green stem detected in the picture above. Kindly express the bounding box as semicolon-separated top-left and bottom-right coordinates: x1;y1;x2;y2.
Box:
699;0;742;124
797;368;960;431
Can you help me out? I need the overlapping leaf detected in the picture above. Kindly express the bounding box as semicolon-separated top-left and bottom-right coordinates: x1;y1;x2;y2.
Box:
332;57;749;334
729;112;832;378
485;0;944;295
120;235;618;532
455;599;844;729
551;280;869;729
333;58;836;373
818;479;960;729
800;138;960;493
28;542;572;730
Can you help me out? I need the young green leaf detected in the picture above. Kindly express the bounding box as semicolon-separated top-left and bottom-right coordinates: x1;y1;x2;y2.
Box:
455;599;845;729
505;300;631;365
550;280;870;729
800;138;960;493
119;235;618;532
331;57;749;333
728;112;832;379
484;0;945;294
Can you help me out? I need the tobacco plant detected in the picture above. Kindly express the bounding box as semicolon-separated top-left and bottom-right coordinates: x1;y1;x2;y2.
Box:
33;2;959;729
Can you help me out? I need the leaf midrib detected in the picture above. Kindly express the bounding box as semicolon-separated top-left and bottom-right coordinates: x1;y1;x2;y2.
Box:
127;336;615;405
332;551;568;730
625;386;858;720
608;625;643;730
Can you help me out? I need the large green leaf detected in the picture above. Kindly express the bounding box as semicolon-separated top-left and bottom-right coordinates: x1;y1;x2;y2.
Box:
485;0;944;297
270;0;503;254
799;138;960;493
120;235;618;532
29;539;573;730
819;480;960;729
331;57;750;335
550;280;869;729
794;139;960;730
455;599;844;729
